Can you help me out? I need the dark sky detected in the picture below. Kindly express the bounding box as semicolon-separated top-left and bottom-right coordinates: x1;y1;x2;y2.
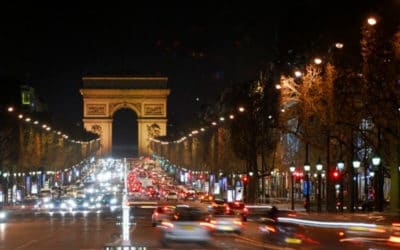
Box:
1;1;397;135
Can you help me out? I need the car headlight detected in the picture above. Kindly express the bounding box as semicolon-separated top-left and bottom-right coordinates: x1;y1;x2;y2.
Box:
0;211;7;219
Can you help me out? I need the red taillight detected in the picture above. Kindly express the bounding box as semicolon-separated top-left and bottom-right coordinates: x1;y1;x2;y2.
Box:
243;207;248;213
154;212;159;216
265;225;276;233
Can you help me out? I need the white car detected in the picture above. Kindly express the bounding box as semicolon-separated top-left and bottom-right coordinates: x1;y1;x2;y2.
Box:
0;208;7;222
209;215;243;234
166;191;178;201
160;207;212;246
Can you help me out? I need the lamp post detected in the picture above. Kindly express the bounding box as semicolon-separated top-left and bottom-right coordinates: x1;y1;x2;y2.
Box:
337;160;345;212
372;155;382;211
304;163;311;212
352;159;361;211
290;164;296;210
316;160;323;212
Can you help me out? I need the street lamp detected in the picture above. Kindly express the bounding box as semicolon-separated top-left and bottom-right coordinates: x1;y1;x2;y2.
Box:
372;155;383;211
289;163;296;210
304;163;311;212
367;17;377;26
337;160;345;212
352;159;361;211
316;160;323;212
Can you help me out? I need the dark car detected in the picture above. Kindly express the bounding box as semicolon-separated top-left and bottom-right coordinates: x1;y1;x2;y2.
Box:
209;199;226;215
225;201;248;221
151;205;175;226
258;208;314;247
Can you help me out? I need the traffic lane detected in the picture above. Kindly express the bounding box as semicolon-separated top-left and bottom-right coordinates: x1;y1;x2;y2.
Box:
0;213;118;249
132;218;270;249
130;205;297;249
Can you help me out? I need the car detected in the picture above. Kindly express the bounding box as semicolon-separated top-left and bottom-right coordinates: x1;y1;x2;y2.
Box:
151;205;175;226
199;193;214;203
184;193;197;201
208;199;226;215
225;201;248;221
0;207;7;222
209;214;243;234
258;207;318;247
166;191;178;201
159;206;212;247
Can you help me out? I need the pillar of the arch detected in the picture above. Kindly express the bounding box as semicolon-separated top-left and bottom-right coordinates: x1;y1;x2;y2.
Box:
83;118;113;157
137;118;167;156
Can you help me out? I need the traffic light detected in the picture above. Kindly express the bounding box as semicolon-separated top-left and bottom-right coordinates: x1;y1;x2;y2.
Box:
242;175;248;184
331;169;340;181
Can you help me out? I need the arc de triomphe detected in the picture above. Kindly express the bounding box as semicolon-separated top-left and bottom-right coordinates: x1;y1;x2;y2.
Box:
80;76;170;157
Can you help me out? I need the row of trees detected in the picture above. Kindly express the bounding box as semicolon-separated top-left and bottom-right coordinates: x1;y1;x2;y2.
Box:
0;107;100;201
151;14;400;211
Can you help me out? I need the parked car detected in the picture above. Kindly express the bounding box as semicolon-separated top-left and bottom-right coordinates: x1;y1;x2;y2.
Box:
151;205;175;226
159;206;212;247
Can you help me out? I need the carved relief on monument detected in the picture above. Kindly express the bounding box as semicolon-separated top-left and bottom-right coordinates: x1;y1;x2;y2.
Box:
87;104;106;116
90;124;103;148
91;124;103;136
147;123;161;139
144;104;164;116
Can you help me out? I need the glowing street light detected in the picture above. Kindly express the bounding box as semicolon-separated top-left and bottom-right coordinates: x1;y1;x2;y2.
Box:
316;160;323;212
289;163;296;210
238;106;245;112
294;70;303;78
352;158;361;211
335;42;344;49
314;57;322;65
367;17;377;26
304;162;311;212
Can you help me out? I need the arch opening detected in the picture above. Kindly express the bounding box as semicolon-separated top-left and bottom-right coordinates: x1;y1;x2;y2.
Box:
112;108;138;158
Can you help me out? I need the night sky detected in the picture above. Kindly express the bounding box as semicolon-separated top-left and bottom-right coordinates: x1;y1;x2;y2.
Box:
1;1;397;138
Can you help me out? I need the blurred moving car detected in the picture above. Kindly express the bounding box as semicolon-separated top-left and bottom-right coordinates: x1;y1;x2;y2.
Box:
208;199;226;215
151;205;175;226
210;215;243;234
259;207;317;247
160;206;212;247
0;207;7;222
225;201;248;221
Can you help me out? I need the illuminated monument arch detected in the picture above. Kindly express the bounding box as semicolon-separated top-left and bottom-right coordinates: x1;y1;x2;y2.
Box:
80;76;170;157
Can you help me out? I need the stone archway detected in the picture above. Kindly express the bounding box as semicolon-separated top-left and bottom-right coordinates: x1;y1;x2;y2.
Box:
80;76;170;157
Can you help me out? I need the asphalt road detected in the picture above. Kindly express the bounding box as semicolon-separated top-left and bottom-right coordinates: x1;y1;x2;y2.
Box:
2;204;399;250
